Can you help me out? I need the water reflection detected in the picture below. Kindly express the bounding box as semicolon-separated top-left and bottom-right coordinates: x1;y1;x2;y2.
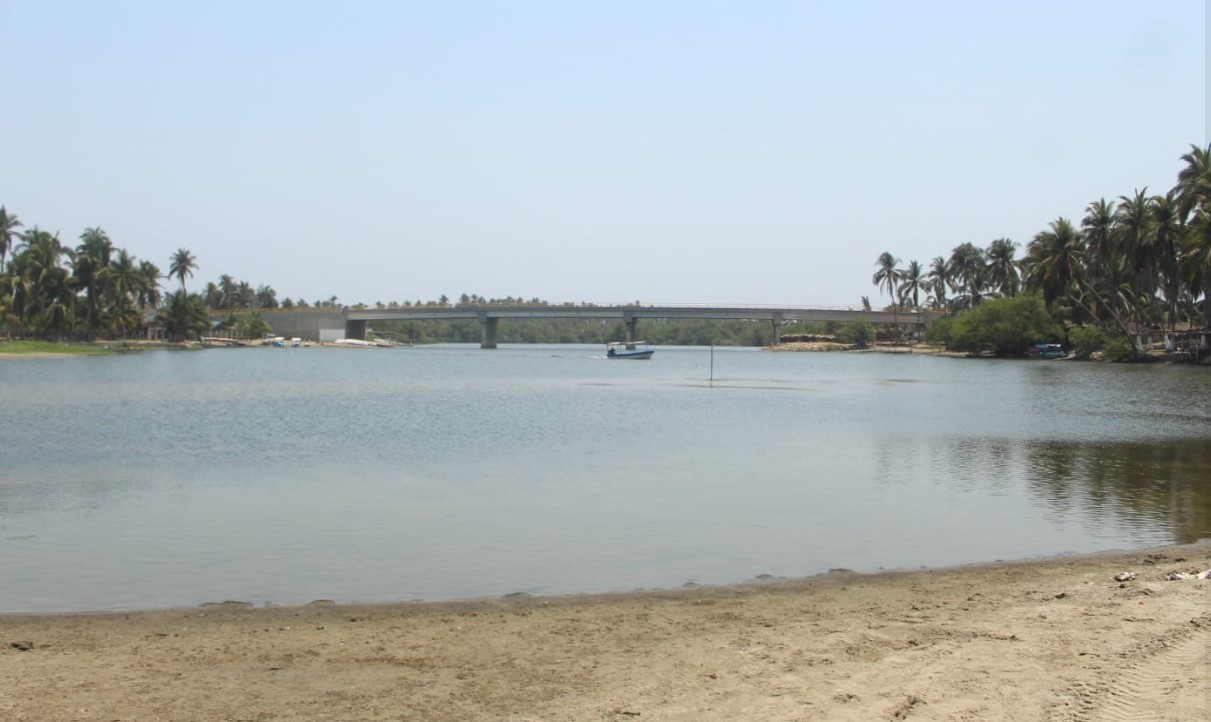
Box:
873;435;1210;545
1025;438;1211;544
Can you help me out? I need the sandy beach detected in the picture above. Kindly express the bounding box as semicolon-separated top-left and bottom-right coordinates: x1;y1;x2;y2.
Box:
2;544;1207;721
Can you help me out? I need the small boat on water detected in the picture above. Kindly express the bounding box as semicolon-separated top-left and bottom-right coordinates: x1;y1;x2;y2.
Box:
1030;343;1063;359
201;337;247;348
333;338;378;348
606;341;655;360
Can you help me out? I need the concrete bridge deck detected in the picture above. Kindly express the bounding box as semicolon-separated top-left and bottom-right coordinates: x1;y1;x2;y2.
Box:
265;305;939;348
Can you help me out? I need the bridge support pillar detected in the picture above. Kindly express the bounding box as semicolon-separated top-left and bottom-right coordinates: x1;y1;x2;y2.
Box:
771;313;784;345
480;315;498;349
346;319;367;341
624;313;638;343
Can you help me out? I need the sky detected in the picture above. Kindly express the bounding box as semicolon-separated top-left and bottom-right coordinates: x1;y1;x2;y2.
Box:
2;1;1206;308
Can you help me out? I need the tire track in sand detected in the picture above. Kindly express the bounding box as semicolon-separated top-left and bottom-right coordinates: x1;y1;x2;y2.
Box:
1060;623;1208;722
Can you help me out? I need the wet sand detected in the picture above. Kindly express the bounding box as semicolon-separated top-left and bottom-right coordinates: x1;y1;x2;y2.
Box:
2;544;1208;721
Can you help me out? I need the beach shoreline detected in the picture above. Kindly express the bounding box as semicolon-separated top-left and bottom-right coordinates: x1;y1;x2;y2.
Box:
3;543;1207;721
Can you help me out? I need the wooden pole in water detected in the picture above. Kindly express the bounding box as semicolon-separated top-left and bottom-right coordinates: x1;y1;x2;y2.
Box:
710;344;714;387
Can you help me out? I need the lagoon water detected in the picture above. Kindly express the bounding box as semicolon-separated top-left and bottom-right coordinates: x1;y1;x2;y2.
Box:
1;345;1209;612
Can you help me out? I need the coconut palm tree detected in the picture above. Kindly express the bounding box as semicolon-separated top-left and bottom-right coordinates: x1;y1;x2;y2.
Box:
1181;208;1211;327
217;274;237;309
926;256;950;309
1114;189;1155;297
872;252;901;305
203;281;222;309
137;260;162;312
1081;198;1117;266
1175;143;1211;220
103;249;144;338
897;259;927;308
73;227;114;337
9;228;75;337
1023;218;1084;311
255;284;278;309
168;248;197;293
108;249;141;299
946;242;988;310
985;238;1019;298
161;289;211;341
872;251;903;336
1147;191;1183;329
1173;146;1211;328
0;206;22;270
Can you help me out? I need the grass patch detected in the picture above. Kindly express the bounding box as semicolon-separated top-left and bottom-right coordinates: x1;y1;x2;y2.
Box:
0;340;116;356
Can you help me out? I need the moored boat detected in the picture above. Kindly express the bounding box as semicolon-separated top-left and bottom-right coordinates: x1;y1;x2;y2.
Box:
333;338;378;347
1030;343;1063;359
201;337;247;348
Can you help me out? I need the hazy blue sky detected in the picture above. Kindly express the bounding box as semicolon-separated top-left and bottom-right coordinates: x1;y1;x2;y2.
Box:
2;1;1205;307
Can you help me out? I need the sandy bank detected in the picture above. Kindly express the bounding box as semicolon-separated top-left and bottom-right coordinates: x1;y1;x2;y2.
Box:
2;544;1207;721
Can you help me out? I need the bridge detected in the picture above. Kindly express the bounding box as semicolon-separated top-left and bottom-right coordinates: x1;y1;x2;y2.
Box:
263;305;940;348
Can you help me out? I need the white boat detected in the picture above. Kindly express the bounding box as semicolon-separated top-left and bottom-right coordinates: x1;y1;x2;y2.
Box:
333;338;377;347
201;336;246;348
606;341;655;360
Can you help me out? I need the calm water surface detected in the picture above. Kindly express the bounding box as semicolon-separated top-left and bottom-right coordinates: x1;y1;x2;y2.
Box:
1;345;1209;611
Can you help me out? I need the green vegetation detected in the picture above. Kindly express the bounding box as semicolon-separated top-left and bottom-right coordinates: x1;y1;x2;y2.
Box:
0;207;286;342
944;296;1060;357
0;340;114;355
873;143;1211;360
373;315;809;347
837;319;874;349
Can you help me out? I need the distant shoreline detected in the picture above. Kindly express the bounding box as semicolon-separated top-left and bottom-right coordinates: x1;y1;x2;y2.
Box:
766;341;959;354
0;340;190;357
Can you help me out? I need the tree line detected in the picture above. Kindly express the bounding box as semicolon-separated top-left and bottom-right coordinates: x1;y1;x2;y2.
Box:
0;218;789;346
373;315;786;346
0;217;293;341
870;143;1211;358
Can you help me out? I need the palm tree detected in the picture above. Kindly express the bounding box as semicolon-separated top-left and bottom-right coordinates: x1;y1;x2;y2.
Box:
1147;191;1182;329
926;256;950;309
873;252;902;337
1081;198;1117;266
1114;189;1155;297
9;228;75;337
985;238;1019;298
255;284;278;309
105;249;144;338
946;242;988;310
1023;218;1084;310
897;259;927;308
137;260;162;312
1181;208;1211;327
872;252;901;306
218;274;237;309
1080;198;1122;323
0;206;22;270
1173;145;1211;328
161;289;211;341
73;227;114;337
203;282;222;309
1175;143;1211;221
168;248;197;293
235;280;255;309
108;249;141;298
